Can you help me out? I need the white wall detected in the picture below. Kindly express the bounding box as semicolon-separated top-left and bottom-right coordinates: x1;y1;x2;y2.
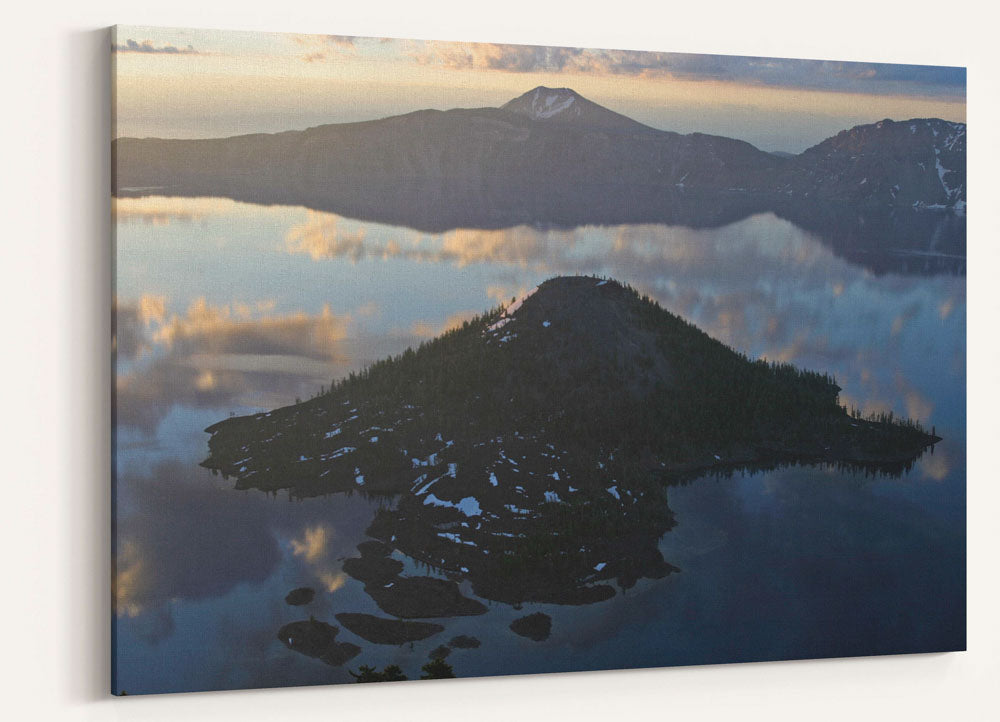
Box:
2;2;997;719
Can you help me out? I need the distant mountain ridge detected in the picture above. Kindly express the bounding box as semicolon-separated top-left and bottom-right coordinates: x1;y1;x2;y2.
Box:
113;86;967;214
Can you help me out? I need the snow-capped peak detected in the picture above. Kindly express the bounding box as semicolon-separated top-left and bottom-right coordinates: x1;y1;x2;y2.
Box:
525;87;577;120
502;86;582;121
500;86;650;131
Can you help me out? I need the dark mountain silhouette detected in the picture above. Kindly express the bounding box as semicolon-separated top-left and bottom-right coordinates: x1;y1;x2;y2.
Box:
201;277;939;609
113;86;966;218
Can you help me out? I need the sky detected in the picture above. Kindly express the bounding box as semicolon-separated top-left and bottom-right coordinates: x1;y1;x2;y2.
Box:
112;25;966;153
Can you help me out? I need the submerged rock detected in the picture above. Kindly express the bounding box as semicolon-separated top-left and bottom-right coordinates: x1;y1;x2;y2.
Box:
342;555;404;585
277;618;361;666
448;635;481;649
284;587;315;606
365;576;487;619
510;612;552;642
335;613;444;645
356;540;393;557
428;645;452;660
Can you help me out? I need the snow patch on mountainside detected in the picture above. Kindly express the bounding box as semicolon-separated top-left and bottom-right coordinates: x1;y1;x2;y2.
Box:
529;88;576;119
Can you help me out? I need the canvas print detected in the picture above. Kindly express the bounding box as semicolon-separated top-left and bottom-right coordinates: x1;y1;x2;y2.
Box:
111;25;966;695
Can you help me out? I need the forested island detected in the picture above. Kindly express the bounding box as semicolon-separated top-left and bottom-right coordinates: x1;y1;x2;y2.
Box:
201;276;938;610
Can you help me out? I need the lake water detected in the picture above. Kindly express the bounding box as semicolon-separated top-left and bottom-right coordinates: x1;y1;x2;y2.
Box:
113;195;966;694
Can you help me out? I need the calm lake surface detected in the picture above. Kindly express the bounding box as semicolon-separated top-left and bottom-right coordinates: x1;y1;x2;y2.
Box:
113;195;966;694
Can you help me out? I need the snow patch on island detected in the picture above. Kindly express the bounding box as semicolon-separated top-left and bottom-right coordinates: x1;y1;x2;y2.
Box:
423;494;482;517
437;532;477;546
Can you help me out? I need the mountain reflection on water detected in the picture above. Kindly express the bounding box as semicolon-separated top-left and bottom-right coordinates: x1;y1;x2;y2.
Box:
116;186;966;277
112;192;966;694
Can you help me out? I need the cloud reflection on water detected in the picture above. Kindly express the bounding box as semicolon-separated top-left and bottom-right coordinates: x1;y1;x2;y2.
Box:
115;297;357;430
115;198;965;440
114;462;376;648
114;463;283;627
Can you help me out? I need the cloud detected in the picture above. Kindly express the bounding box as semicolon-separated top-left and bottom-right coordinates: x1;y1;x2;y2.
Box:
637;53;965;97
289;525;332;563
113;294;166;360
486;284;530;305
115;297;354;430
113;299;144;361
285;210;576;269
895;371;934;425
289;33;357;48
113;38;201;55
407;40;588;74
285;212;367;262
114;462;283;621
152;297;348;360
404;40;964;98
317;571;347;593
114;463;379;650
918;447;949;481
890;301;922;338
139;295;167;325
289;32;358;63
409;310;479;339
113;196;242;225
319;35;357;49
288;524;350;595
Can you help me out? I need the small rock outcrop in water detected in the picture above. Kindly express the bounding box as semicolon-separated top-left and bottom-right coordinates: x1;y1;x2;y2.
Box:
448;635;481;649
334;613;444;645
338;540;488;619
428;645;452;660
510;613;552;642
284;587;315;606
277;619;360;666
365;576;487;619
341;542;404;586
205;276;939;614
